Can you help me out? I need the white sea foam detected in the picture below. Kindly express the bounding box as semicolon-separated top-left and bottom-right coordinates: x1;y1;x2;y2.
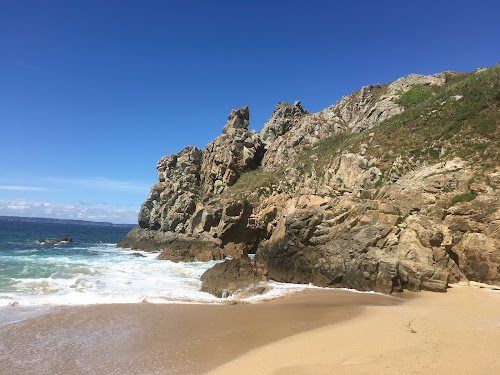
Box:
1;244;314;309
0;244;225;308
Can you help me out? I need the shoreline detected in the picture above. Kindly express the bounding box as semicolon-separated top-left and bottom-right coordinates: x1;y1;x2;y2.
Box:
0;288;401;375
1;284;498;375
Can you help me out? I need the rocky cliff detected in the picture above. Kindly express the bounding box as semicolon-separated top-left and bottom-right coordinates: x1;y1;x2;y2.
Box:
119;66;500;295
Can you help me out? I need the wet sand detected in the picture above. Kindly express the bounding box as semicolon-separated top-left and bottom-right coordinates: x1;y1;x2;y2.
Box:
0;289;401;375
209;284;500;375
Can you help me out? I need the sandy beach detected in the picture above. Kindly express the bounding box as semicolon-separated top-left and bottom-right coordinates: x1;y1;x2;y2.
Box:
210;284;500;375
1;285;499;375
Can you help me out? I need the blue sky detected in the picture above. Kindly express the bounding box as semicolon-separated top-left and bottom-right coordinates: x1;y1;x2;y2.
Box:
1;0;499;223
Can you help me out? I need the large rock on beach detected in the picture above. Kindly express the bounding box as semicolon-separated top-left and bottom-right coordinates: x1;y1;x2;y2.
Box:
200;257;268;297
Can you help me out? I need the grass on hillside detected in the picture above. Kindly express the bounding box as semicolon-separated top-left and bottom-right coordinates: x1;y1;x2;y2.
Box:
227;65;500;197
296;133;359;174
394;85;434;108
350;65;500;176
292;65;499;181
230;166;283;193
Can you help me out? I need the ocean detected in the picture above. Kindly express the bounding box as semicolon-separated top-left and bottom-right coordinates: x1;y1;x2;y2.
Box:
0;220;305;325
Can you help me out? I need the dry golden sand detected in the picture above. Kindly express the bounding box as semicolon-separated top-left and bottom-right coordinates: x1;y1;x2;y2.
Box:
209;284;500;375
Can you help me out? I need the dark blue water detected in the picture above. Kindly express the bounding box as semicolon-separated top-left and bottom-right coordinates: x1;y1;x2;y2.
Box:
0;221;132;283
0;221;132;301
0;220;132;252
0;220;227;324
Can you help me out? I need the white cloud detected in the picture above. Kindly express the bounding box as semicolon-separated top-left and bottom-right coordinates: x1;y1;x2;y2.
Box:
7;202;30;210
0;199;139;224
0;186;48;191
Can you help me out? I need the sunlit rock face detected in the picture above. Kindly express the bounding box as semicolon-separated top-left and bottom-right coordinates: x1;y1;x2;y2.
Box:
121;68;500;295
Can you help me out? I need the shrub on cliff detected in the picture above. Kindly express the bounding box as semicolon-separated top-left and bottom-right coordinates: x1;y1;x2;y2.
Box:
394;85;433;108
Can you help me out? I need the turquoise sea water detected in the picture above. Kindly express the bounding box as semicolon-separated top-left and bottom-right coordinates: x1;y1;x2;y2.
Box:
0;221;225;314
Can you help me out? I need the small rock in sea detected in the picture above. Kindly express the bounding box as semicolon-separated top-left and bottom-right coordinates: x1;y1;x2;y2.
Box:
42;237;73;246
130;252;146;257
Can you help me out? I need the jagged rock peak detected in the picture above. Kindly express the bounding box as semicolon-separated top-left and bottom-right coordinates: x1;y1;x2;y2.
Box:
260;100;309;146
138;145;203;232
222;105;250;134
201;105;264;195
156;145;202;183
273;100;306;114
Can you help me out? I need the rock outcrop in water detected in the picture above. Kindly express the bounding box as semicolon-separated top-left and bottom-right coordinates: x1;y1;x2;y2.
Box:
43;237;73;246
120;66;500;295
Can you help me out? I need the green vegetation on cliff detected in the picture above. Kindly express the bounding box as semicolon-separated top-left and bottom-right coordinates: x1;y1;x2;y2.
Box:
297;133;357;174
393;85;434;108
365;65;500;169
450;192;478;207
302;65;499;182
230;166;283;194
228;65;499;197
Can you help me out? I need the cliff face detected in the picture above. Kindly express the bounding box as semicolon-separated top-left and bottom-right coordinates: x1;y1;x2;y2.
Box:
260;73;447;172
119;66;500;293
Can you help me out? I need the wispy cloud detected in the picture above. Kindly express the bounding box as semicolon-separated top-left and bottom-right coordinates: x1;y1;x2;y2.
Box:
0;176;149;223
0;186;49;191
42;177;150;193
15;62;45;72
